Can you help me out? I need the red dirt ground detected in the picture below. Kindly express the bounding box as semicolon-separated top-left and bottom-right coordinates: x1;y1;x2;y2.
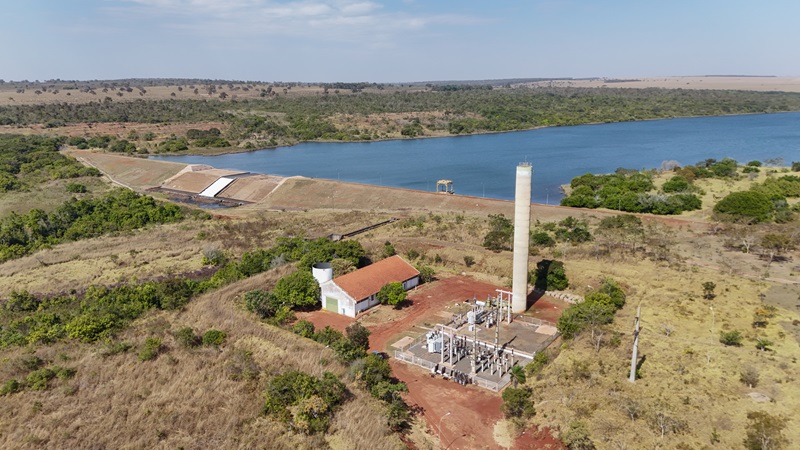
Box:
295;309;354;333
299;275;565;449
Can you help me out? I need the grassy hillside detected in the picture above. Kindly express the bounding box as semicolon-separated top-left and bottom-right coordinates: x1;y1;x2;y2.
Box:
0;270;404;449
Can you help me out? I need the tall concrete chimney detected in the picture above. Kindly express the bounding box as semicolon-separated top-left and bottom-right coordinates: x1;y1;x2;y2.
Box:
512;163;532;313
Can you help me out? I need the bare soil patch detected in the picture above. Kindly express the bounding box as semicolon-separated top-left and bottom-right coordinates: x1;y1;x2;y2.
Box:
68;149;186;189
302;275;567;450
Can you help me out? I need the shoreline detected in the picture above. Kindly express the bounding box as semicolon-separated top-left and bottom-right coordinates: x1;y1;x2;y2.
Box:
151;110;800;158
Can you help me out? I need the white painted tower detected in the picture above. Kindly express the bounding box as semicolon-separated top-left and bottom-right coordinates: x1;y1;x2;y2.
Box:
512;163;532;313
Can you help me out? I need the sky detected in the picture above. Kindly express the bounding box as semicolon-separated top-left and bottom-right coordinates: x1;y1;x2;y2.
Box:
2;0;799;82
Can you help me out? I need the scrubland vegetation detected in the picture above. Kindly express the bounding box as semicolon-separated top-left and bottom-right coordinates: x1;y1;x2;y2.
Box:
0;80;798;449
4;81;800;153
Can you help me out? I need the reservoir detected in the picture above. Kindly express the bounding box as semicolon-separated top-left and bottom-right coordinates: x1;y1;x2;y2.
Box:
152;112;800;204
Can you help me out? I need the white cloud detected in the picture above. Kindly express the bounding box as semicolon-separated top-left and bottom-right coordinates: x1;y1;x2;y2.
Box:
115;0;481;42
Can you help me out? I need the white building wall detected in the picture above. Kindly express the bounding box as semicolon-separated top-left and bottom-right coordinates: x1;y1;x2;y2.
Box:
320;281;357;317
323;274;420;317
402;276;420;291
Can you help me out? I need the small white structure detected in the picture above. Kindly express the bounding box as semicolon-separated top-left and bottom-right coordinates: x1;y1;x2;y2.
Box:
199;177;235;197
318;255;420;317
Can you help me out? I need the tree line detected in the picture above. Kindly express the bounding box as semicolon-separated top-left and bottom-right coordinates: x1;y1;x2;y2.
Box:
0;134;100;192
4;88;800;147
0;188;184;262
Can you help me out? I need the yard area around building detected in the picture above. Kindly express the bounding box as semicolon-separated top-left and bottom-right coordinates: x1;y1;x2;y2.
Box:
298;274;568;449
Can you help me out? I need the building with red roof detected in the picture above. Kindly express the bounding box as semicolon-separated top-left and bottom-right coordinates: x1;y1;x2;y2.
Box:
316;255;420;317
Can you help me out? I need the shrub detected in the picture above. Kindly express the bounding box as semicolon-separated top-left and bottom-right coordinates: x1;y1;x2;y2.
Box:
0;379;21;396
202;329;226;347
138;337;163;361
719;330;743;346
55;367;76;380
25;368;56;390
561;421;596;450
174;327;200;348
714;190;773;222
662;175;691;193
263;370;347;434
531;231;555;247
525;352;550;376
292;320;316;338
463;255;475;267
744;411;788;450
483;214;513;251
740;367;759;387
65;182;87;193
501;387;535;419
534;260;569;291
345;322;371;351
416;265;435;283
65;314;117;343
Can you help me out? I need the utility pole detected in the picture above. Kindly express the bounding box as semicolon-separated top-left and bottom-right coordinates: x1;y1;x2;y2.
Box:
628;304;641;383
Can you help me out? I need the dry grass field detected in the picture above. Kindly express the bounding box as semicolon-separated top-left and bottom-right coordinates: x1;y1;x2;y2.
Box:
0;179;797;448
525;76;800;93
0;83;421;107
530;256;800;450
0;269;405;450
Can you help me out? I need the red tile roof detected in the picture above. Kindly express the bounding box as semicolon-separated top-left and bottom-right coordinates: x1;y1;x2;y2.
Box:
333;255;419;301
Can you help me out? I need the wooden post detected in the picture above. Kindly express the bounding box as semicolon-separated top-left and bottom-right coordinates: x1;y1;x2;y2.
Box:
629;304;641;383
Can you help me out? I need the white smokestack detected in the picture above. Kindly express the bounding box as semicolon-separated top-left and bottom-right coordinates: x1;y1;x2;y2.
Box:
512;163;532;313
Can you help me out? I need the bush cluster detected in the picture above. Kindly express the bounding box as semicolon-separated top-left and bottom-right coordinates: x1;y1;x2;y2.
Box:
0;188;184;262
557;279;626;339
0;134;99;192
561;170;701;215
263;370;347;434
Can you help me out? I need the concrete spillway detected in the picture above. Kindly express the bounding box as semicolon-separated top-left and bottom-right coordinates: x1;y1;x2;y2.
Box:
512;163;532;313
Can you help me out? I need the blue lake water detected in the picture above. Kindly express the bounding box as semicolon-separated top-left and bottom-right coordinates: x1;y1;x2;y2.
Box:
152;112;800;204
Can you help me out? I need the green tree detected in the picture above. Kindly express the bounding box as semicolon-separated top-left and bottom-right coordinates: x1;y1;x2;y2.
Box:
345;322;371;351
377;282;406;307
535;260;569;291
482;214;513;251
273;270;321;309
714;190;774;222
416;264;435;283
510;365;526;388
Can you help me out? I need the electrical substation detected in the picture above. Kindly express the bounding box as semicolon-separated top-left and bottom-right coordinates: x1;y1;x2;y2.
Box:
393;163;561;391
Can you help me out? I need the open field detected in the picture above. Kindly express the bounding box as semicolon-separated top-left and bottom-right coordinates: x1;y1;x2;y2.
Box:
525;76;800;92
3;77;800;108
